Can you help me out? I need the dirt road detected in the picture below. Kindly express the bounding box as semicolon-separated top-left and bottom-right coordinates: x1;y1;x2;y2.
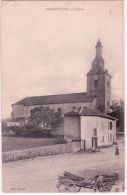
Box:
2;141;124;192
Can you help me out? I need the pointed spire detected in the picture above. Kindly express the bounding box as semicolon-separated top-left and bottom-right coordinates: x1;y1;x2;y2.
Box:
96;39;102;48
95;39;103;57
90;39;104;72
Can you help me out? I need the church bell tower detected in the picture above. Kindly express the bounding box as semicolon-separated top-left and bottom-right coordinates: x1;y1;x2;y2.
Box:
87;39;111;113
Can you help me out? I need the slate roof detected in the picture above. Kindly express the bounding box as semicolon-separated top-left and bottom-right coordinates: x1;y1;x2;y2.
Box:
65;106;116;120
12;92;93;106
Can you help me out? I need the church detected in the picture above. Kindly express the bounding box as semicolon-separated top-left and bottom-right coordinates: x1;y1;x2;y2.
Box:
8;39;117;147
11;39;112;126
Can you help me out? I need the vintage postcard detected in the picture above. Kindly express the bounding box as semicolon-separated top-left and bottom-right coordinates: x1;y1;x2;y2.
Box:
1;0;125;193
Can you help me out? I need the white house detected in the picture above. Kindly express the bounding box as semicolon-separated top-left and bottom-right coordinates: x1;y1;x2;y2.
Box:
6;118;26;127
64;106;116;148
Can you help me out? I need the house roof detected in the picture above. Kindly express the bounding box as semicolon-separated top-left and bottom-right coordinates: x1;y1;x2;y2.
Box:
65;106;116;120
12;92;93;106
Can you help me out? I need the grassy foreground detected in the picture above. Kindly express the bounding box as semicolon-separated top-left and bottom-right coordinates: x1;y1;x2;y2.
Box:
2;136;60;152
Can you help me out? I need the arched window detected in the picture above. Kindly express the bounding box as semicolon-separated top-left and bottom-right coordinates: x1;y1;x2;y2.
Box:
94;79;98;87
94;75;98;87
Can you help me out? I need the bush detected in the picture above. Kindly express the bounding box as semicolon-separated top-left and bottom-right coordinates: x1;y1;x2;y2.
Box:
8;126;23;136
21;124;52;137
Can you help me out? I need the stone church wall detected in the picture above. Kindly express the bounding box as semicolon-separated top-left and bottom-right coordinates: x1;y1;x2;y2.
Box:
87;73;109;111
104;74;111;112
12;105;25;118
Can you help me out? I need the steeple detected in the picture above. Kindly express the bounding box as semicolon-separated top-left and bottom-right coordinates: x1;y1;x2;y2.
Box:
91;39;104;72
87;39;111;113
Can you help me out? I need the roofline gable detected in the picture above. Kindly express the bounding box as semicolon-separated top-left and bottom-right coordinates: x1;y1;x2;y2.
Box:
65;106;117;120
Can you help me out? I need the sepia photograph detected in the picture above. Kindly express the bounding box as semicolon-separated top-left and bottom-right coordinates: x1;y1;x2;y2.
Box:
1;0;125;193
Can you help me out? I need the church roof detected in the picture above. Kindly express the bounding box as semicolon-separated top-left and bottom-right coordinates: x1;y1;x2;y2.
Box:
65;106;116;120
12;92;93;106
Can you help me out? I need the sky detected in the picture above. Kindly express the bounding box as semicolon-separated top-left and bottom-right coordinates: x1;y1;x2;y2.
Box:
2;0;124;118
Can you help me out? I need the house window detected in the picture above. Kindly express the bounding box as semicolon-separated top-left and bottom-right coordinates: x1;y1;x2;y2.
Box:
93;128;97;136
107;101;109;107
102;136;105;143
113;135;115;143
110;122;113;130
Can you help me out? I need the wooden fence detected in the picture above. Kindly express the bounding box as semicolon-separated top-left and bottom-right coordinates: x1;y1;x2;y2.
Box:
2;141;81;162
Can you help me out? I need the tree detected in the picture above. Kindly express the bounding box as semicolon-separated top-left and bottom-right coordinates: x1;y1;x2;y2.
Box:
1;119;8;135
25;106;63;136
2;119;8;131
108;100;124;132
